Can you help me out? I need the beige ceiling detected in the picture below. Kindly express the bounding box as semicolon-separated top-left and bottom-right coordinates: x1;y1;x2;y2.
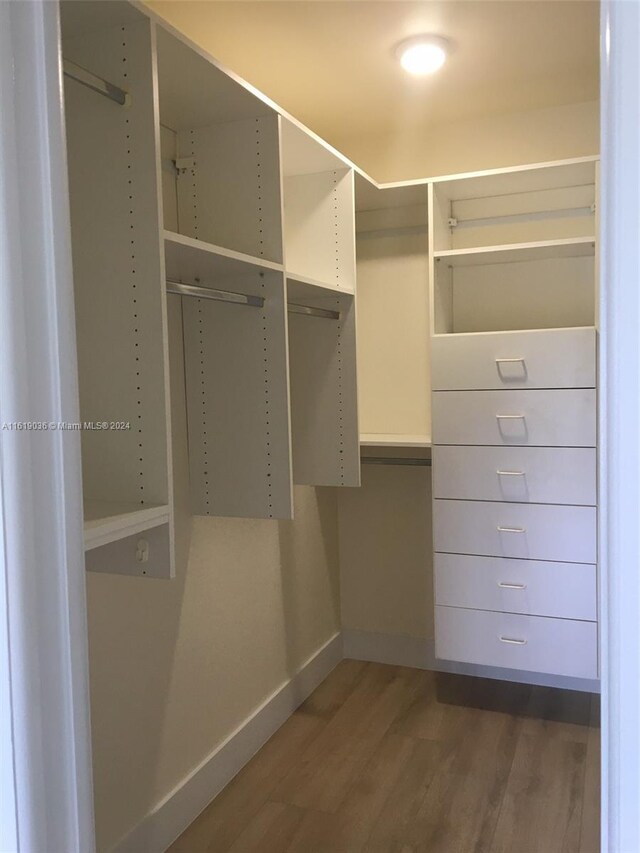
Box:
147;0;599;170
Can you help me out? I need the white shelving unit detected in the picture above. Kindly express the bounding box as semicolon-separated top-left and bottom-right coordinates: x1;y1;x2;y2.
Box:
62;1;174;577
281;119;360;487
430;159;597;336
61;0;362;562
281;119;356;293
429;157;599;684
355;180;431;445
157;27;283;264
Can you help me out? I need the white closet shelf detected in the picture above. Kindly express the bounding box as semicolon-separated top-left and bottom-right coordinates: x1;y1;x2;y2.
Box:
286;271;354;296
84;501;170;551
434;236;595;268
165;231;283;284
360;433;432;448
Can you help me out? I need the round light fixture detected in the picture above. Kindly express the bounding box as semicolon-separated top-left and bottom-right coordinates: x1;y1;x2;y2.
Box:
397;36;449;75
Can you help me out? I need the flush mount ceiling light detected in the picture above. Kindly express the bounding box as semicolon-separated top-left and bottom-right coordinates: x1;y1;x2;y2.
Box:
397;36;449;75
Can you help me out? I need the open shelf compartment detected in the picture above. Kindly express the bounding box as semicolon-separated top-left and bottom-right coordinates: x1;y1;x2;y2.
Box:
177;268;293;519
355;181;431;441
157;26;283;263
287;280;360;487
281;118;356;293
62;1;174;577
431;158;597;253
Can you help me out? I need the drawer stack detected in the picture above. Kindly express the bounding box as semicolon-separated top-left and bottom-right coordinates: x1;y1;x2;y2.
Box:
431;327;598;680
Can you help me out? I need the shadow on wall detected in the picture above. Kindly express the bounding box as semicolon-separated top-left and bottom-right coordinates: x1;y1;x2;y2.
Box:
86;298;341;852
277;485;341;692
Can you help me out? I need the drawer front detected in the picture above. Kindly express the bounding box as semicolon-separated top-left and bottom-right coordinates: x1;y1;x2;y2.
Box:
432;327;596;391
435;606;598;679
433;499;597;563
434;553;597;621
432;446;596;505
432;389;596;447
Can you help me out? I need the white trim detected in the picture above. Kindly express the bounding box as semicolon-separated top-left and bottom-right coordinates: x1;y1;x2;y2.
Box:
111;632;342;853
378;155;600;190
342;629;600;694
0;2;94;850
600;3;640;851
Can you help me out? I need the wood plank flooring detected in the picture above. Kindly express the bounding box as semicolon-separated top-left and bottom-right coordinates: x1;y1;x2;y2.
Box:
168;661;600;853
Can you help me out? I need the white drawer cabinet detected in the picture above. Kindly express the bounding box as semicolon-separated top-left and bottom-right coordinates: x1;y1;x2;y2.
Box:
431;327;596;391
432;389;596;447
433;499;597;563
432;446;596;505
434;553;597;621
435;606;598;679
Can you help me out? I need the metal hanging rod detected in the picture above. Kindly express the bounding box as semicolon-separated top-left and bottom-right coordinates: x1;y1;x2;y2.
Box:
167;279;265;308
448;203;595;231
361;456;432;467
288;303;340;321
63;59;129;107
167;279;340;320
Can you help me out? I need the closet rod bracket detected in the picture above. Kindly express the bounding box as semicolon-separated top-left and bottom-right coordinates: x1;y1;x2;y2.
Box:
63;59;129;107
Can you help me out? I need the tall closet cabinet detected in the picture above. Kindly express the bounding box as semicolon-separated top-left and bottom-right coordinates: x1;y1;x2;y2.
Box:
350;159;599;687
430;160;599;681
61;0;360;578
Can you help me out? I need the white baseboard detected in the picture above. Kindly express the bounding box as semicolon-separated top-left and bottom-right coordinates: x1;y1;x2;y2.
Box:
342;628;600;694
111;631;343;853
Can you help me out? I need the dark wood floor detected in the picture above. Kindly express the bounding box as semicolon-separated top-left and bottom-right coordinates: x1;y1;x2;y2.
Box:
169;661;600;853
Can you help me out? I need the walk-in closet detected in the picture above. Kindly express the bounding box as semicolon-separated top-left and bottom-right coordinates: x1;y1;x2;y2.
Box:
54;1;602;850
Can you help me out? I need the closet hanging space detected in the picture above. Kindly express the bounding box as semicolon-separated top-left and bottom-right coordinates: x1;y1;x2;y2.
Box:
354;179;431;448
157;28;293;521
281;120;360;487
62;2;174;577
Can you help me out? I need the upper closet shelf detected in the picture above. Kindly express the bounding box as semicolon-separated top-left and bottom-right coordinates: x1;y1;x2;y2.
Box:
360;433;432;448
286;271;353;296
434;236;595;268
84;501;170;551
165;231;283;284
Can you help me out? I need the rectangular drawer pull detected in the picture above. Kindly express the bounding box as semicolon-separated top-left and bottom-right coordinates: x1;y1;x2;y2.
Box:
496;413;525;420
496;469;525;477
497;525;526;533
498;581;527;589
496;357;525;364
499;636;527;645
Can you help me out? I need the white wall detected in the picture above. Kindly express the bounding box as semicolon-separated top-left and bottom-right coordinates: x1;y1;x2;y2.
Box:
356;229;431;437
338;464;433;641
86;297;341;852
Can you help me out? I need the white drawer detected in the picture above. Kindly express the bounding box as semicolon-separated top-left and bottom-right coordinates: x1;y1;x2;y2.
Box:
432;389;596;447
432;446;596;505
433;499;597;563
432;328;596;391
435;606;598;679
434;553;597;621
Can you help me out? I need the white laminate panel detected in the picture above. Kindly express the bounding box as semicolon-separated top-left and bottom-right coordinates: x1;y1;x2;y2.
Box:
432;446;596;505
435;606;598;679
434;553;597;621
431;327;596;390
432;389;596;447
433;499;597;563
